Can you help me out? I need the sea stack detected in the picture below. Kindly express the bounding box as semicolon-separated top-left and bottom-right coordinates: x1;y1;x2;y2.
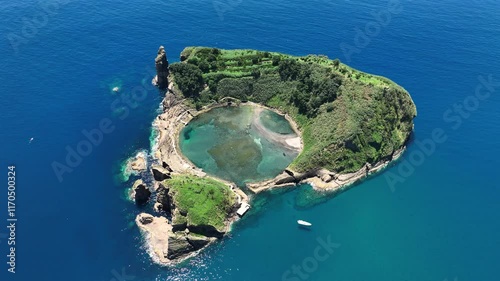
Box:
155;46;169;89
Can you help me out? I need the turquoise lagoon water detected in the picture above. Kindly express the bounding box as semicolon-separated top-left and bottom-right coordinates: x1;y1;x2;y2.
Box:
180;105;299;186
1;0;500;280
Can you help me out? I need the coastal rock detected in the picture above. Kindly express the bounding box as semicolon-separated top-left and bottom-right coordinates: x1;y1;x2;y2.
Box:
274;171;297;185
137;213;154;225
156;182;171;213
132;179;151;205
136;213;213;263
162;161;173;172
151;165;171;181
153;202;162;213
155;46;169;89
129;153;147;172
186;234;211;250
171;210;188;232
167;233;194;259
172;221;187;232
318;169;333;183
187;224;225;239
135;213;172;263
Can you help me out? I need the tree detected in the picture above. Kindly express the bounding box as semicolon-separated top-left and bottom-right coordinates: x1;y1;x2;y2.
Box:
169;63;204;98
198;60;210;73
251;69;261;79
278;59;301;81
272;55;281;66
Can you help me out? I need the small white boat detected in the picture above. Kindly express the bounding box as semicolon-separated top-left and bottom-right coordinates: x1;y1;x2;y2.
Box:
297;220;312;227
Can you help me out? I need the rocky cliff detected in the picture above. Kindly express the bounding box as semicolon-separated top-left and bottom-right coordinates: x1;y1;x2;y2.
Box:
155;46;169;89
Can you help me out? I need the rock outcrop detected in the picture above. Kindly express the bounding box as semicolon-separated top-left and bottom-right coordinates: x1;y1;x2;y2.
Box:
186;234;211;250
155;182;171;213
167;232;212;260
167;233;193;259
155;46;169;89
187;224;225;238
135;213;171;263
135;213;213;263
151;165;171;181
129;152;147;172
132;179;151;205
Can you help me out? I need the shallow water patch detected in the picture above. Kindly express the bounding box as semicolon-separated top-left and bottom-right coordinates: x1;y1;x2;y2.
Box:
180;105;300;186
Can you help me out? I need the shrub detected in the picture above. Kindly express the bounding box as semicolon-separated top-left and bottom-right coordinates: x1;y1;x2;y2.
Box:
272;55;281;66
251;69;261;79
169;63;204;98
216;77;254;101
198;60;210;73
187;57;199;65
278;59;301;81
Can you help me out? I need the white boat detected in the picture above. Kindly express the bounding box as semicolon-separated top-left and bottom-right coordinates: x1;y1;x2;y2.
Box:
297;220;312;227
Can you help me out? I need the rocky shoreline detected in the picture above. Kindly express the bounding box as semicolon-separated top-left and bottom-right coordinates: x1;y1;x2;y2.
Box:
132;75;250;266
246;145;407;195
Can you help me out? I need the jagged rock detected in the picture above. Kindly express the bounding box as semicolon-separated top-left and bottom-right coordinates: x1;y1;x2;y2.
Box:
132;179;151;205
156;182;171;213
135;213;171;263
153;202;162;213
167;234;194;259
171;209;188;232
172;221;187;232
155;46;169;89
162;161;173;172
152;165;171;181
188;224;225;239
129;153;147;172
274;171;296;185
186;234;210;250
318;169;333;183
137;213;154;225
320;174;332;182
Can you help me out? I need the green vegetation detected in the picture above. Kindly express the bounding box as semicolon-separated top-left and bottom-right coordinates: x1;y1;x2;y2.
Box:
165;175;237;231
169;47;417;173
168;63;204;98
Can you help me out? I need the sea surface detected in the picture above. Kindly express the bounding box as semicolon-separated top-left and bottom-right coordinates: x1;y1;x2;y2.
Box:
1;0;499;280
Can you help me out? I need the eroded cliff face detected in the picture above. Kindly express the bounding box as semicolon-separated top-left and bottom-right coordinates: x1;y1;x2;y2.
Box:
136;213;214;263
155;46;169;89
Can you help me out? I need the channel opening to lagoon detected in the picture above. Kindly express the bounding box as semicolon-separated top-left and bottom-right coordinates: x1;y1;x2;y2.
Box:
179;104;301;187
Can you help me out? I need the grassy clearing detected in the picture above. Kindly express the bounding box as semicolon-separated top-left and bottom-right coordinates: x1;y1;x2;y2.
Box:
165;175;237;231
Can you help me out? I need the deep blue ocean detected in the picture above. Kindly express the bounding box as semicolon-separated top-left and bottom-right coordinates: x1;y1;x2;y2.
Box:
1;0;499;280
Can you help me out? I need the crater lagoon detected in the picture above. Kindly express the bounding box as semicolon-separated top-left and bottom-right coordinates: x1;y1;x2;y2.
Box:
179;105;301;186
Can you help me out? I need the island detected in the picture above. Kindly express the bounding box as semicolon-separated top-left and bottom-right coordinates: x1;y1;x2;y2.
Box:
129;46;417;265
